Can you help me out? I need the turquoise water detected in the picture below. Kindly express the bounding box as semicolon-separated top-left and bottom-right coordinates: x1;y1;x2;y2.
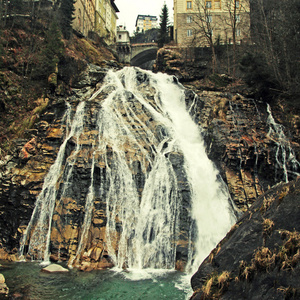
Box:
0;261;189;299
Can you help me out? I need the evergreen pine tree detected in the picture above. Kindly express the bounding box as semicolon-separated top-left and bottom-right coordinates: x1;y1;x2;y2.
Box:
158;3;170;48
59;0;75;39
35;20;65;78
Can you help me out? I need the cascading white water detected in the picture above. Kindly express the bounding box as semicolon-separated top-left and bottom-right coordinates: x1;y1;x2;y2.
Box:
266;103;300;182
151;72;236;271
19;101;86;263
92;68;236;272
19;67;236;278
92;69;182;270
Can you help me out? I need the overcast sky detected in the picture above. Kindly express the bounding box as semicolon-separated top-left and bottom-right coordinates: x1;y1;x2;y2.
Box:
115;0;174;36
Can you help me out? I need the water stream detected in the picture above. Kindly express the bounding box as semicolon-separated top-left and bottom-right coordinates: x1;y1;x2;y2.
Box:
266;104;300;182
17;67;237;297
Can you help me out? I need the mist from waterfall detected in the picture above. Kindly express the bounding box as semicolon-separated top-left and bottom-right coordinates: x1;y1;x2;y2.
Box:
19;67;236;280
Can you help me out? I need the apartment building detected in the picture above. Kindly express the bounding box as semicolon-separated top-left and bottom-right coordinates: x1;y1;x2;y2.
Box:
173;0;250;46
73;0;119;44
135;15;158;33
73;0;95;37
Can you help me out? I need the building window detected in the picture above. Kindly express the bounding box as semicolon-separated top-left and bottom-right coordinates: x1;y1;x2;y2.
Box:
206;15;212;23
214;0;221;9
187;1;192;9
235;1;240;8
236;14;240;22
206;1;212;8
236;28;241;36
187;15;193;23
187;29;193;37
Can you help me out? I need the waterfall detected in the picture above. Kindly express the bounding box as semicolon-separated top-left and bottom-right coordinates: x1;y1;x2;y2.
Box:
19;101;85;263
266;104;300;182
19;67;236;275
151;72;235;270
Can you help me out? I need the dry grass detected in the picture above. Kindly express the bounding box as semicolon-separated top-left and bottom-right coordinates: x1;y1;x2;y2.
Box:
253;247;276;271
217;271;230;289
263;218;275;245
202;277;213;297
263;218;275;236
208;245;221;263
278;230;300;270
200;271;231;299
239;247;275;281
260;195;275;213
239;230;300;282
277;286;299;299
239;260;254;281
277;186;290;203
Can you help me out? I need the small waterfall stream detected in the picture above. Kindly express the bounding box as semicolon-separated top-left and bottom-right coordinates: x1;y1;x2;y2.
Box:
266;104;300;182
19;101;85;263
19;67;236;280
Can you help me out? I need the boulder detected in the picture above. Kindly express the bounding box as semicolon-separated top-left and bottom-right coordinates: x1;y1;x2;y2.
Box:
41;264;69;273
0;274;9;296
0;274;5;284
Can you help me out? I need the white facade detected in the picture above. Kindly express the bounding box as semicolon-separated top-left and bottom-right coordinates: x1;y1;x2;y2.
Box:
117;26;130;43
135;15;158;33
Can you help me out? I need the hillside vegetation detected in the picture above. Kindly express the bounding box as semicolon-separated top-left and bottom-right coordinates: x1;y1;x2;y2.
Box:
0;13;117;158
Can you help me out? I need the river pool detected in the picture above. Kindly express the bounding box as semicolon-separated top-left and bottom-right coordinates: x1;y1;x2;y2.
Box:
0;261;190;299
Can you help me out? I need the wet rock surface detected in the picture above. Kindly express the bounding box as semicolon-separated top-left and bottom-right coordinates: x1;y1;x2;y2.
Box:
41;264;69;273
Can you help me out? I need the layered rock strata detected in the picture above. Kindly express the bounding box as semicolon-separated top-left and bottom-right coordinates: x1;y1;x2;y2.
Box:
183;88;300;211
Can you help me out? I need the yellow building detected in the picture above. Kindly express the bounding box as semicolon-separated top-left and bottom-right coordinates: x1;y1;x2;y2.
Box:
73;0;119;44
73;0;95;37
173;0;250;46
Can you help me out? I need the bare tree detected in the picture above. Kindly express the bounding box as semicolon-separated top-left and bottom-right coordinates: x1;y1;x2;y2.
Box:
221;0;250;77
193;0;218;73
241;0;300;101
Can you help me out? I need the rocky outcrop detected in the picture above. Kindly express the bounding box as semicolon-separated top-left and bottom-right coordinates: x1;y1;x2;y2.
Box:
190;178;300;300
153;47;210;81
0;273;9;296
0;65;112;263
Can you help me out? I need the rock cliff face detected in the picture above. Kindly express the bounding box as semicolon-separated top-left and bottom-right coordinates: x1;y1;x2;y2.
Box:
183;87;300;211
0;67;198;271
0;64;299;278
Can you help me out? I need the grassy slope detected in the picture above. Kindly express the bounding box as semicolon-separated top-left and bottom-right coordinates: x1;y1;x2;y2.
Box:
0;18;117;158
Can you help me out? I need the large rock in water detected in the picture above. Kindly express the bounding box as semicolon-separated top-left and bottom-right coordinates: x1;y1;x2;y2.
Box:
41;264;69;273
190;178;300;299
